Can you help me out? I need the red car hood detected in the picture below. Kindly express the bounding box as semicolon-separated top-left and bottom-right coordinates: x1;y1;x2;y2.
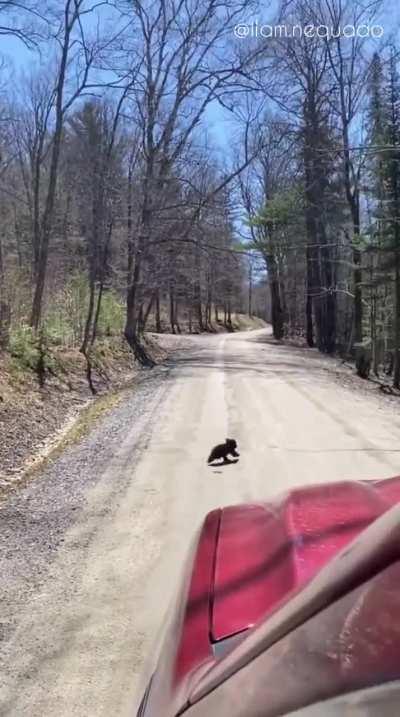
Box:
212;478;400;641
174;477;400;688
141;477;400;716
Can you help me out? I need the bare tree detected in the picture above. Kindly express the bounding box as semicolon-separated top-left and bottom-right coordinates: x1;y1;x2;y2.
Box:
67;97;127;391
0;0;44;47
113;0;261;363
30;0;106;330
314;0;384;367
9;73;55;273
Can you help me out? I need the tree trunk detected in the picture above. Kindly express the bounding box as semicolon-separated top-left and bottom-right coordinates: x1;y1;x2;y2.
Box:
350;196;363;351
175;299;181;333
206;272;212;328
265;252;284;341
205;301;211;329
91;282;104;344
270;278;284;340
320;241;336;354
393;248;400;388
305;246;314;347
227;299;232;330
169;286;176;333
141;291;156;333
13;207;23;270
194;284;203;331
248;262;253;318
155;290;161;333
32;152;42;275
188;304;192;333
62;191;72;255
80;278;96;355
0;235;10;350
279;275;287;336
30;8;74;331
125;254;155;367
303;132;322;349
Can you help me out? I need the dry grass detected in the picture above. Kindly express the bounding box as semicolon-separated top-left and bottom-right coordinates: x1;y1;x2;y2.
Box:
0;337;139;488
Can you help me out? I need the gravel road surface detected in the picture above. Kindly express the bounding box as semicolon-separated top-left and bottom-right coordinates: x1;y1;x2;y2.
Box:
1;328;400;716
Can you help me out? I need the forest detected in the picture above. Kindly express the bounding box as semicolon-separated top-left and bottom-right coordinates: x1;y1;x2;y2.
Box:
0;0;399;387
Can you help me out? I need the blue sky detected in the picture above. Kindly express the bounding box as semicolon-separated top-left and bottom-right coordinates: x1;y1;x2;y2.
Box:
1;4;234;151
3;0;398;70
1;0;398;153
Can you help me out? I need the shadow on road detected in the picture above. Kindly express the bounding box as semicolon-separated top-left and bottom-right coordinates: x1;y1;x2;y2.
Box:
162;330;330;384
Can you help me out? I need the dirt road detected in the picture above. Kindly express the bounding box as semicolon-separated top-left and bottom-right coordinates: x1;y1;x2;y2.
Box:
1;328;400;716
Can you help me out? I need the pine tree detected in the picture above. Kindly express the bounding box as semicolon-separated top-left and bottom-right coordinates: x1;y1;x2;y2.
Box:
383;49;400;387
366;52;388;375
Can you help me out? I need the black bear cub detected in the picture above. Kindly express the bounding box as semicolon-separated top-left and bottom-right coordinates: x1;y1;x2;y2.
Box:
207;438;240;465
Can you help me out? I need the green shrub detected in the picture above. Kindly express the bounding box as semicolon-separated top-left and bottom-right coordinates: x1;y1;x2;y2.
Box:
9;325;39;370
9;324;56;374
43;273;89;347
97;290;124;337
8;276;125;359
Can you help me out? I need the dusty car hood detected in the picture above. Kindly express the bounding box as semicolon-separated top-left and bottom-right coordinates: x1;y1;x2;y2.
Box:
211;478;400;641
140;477;400;717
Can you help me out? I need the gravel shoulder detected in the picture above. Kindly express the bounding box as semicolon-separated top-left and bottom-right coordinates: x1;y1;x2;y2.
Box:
0;365;172;716
0;332;190;491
